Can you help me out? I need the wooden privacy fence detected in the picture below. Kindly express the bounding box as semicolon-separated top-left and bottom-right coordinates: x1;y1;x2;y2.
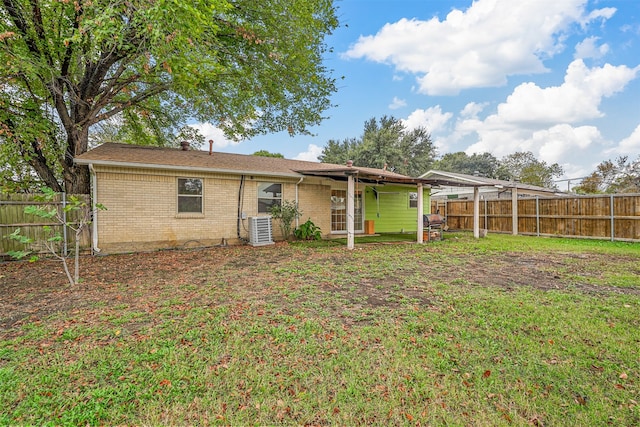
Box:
0;193;91;257
432;193;640;242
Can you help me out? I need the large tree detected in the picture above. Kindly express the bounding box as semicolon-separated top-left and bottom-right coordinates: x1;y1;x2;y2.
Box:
319;116;436;176
252;150;284;158
574;156;640;194
0;0;338;193
432;151;499;177
496;151;563;189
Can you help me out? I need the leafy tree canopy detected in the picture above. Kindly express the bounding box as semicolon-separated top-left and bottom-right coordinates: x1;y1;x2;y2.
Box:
432;151;499;177
88;117;205;150
574;156;640;194
319;116;436;176
0;0;339;193
495;151;563;189
253;150;284;158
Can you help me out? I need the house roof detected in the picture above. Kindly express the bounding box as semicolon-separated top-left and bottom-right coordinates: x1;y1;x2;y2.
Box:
75;143;427;185
419;170;564;196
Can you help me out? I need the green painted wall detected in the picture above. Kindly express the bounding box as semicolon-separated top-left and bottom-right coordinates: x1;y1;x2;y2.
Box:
363;185;430;233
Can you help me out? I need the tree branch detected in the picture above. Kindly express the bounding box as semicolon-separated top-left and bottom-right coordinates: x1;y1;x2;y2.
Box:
60;3;83;78
30;0;54;67
89;82;172;126
2;0;41;57
4;115;63;192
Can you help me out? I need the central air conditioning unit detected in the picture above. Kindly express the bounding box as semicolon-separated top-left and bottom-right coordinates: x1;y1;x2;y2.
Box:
248;216;274;246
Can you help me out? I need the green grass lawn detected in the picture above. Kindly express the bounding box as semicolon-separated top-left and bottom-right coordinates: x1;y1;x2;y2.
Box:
1;232;639;425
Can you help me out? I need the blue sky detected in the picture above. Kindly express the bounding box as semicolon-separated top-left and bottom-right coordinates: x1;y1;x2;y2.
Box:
194;0;640;181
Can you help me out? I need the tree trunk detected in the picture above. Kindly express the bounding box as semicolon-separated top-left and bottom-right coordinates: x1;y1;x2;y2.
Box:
64;164;91;195
62;125;91;194
25;140;64;192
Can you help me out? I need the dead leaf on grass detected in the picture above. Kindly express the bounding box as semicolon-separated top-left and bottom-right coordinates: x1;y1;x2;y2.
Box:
574;394;588;405
530;415;545;426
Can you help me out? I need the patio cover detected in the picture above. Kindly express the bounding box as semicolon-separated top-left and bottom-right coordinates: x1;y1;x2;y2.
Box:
295;166;433;248
419;170;565;238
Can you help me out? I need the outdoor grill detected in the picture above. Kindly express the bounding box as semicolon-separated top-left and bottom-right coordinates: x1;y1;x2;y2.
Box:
423;213;446;228
423;213;446;241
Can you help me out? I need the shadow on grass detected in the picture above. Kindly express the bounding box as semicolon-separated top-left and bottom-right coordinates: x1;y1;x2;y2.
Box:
289;232;434;247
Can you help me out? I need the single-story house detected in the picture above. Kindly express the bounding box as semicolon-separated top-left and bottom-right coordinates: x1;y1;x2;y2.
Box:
74;143;432;253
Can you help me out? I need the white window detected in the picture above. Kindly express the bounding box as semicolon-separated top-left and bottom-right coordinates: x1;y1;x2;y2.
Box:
409;192;418;208
177;178;203;213
258;183;282;213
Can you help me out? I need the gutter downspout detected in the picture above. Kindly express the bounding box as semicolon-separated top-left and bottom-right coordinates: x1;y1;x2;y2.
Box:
88;164;101;253
237;175;245;241
295;176;304;228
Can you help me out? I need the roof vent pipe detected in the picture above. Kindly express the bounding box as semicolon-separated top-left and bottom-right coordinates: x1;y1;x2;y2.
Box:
180;141;190;151
209;139;214;155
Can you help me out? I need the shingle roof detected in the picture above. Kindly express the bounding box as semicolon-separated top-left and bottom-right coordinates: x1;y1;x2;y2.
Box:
75;143;422;183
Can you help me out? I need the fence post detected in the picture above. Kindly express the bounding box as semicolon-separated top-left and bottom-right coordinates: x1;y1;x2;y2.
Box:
536;196;540;237
473;187;480;238
484;198;488;230
610;194;614;242
512;187;518;235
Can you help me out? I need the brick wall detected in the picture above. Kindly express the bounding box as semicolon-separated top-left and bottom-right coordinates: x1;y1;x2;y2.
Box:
296;181;333;235
94;166;333;253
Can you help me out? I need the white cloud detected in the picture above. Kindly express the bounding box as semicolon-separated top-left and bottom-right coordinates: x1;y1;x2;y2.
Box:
389;96;407;110
533;124;602;164
454;59;640;175
343;0;616;95
607;124;640;155
189;123;239;149
581;7;616;28
464;123;604;169
574;36;609;59
460;102;487;119
621;23;640;35
293;144;323;162
494;60;639;124
402;106;453;134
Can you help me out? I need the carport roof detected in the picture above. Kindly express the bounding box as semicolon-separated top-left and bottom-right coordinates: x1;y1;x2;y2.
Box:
419;170;565;196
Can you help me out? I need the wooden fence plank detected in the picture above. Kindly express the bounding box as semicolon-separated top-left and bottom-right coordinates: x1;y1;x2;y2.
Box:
1;193;91;256
432;193;640;241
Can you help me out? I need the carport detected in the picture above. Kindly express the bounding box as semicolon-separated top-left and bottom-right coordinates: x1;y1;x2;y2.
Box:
419;170;564;238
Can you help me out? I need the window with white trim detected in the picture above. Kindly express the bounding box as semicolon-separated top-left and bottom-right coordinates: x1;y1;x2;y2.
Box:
409;192;418;208
258;182;282;213
177;178;203;213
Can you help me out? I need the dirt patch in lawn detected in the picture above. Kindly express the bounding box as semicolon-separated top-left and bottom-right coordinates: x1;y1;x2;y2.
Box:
1;242;638;334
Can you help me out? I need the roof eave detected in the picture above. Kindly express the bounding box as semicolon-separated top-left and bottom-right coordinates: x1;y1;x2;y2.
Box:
74;158;304;179
294;168;431;185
